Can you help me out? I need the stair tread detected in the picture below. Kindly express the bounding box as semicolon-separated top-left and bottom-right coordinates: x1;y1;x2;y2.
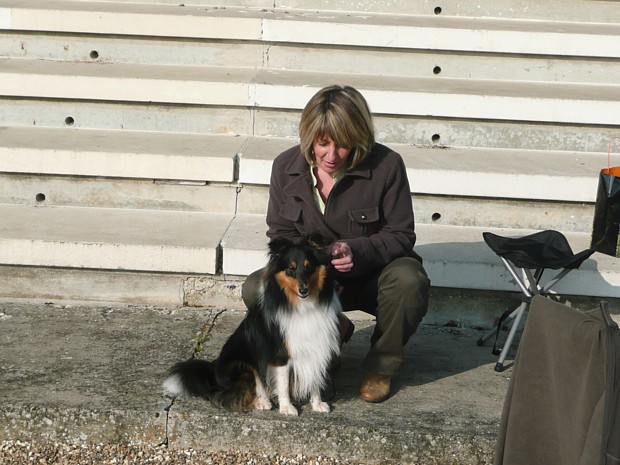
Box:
0;127;241;182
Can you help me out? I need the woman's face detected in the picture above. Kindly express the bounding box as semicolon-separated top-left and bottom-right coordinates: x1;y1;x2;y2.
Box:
312;135;351;176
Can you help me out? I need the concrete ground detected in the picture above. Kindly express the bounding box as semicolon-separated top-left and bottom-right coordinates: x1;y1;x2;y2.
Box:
2;294;618;464
0;297;518;465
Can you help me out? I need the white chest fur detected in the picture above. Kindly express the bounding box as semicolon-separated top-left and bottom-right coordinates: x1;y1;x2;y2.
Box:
275;294;341;399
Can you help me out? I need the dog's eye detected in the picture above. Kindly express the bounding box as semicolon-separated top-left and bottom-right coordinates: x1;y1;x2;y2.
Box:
286;264;297;276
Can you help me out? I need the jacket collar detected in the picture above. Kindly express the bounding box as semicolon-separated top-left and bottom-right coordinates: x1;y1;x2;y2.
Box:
284;146;373;180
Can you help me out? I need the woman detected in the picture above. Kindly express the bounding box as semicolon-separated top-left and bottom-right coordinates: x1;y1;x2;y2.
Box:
242;85;430;403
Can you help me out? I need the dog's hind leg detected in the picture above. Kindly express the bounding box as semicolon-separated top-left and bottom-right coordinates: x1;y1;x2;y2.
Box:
253;371;272;411
271;364;298;416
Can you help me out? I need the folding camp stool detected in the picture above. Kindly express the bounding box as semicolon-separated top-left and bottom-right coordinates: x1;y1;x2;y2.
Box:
477;230;595;372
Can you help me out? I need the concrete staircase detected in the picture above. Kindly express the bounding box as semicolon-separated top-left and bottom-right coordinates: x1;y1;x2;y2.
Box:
1;0;620;306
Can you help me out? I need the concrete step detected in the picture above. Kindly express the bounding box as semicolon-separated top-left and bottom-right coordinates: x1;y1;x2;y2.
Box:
0;173;238;213
3;1;619;57
0;98;255;139
0;126;240;183
2;98;616;154
239;137;604;202
0;204;232;274
2;204;617;298
2;58;619;127
125;0;620;22
3;31;620;86
221;215;620;299
238;184;596;234
2;128;604;204
0;168;596;235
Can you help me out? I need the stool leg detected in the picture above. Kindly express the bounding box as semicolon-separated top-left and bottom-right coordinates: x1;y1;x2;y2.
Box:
476;306;521;346
495;302;528;372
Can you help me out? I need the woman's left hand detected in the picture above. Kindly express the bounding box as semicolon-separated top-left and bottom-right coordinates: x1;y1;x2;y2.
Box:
331;241;354;273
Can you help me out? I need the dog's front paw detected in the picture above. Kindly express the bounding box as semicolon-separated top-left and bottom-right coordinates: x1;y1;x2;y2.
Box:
279;403;299;416
311;400;331;413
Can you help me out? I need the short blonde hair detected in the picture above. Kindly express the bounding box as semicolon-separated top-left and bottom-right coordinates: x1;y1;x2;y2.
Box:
299;85;375;170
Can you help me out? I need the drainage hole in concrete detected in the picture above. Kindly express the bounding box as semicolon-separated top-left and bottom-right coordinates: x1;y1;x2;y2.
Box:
433;66;442;75
432;133;441;143
90;50;99;59
36;193;46;202
65;116;75;126
431;212;441;222
434;6;442;14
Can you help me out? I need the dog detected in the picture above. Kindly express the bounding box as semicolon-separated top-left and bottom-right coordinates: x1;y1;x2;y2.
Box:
163;234;342;416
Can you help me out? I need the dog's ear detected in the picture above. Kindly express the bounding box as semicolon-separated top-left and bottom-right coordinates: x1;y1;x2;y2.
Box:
304;233;333;265
268;237;293;259
304;232;331;250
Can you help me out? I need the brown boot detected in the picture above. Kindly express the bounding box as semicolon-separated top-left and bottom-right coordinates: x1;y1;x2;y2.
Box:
359;372;391;403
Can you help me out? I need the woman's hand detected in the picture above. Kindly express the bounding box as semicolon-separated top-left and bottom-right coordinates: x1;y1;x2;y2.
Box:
331;241;353;273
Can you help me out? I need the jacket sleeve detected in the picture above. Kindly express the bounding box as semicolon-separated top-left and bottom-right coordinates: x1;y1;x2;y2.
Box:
265;156;304;243
343;153;417;276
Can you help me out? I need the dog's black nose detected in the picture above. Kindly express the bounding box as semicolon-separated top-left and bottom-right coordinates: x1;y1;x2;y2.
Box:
298;285;309;298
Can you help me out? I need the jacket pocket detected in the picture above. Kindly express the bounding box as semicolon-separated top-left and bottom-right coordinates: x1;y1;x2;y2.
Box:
348;207;380;236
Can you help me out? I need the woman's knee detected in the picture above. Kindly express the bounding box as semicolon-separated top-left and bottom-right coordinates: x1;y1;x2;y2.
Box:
241;268;264;308
379;257;430;296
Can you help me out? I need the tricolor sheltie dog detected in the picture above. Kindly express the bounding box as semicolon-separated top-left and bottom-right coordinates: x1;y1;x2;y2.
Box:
163;235;342;416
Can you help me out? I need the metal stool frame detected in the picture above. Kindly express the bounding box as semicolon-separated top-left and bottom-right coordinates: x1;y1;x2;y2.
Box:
478;230;594;372
477;256;574;371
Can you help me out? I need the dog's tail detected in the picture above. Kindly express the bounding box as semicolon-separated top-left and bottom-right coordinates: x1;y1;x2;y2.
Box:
162;358;219;400
163;359;260;412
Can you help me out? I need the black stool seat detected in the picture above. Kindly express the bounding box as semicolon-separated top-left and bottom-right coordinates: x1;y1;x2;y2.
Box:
483;230;594;270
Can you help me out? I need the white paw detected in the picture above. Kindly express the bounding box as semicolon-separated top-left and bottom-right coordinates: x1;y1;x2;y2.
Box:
279;403;299;416
254;397;272;411
311;401;331;413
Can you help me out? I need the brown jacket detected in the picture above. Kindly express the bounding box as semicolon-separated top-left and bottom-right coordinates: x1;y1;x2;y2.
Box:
266;143;421;277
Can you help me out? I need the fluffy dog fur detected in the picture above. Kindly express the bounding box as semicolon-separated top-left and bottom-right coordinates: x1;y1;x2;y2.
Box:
163;235;342;416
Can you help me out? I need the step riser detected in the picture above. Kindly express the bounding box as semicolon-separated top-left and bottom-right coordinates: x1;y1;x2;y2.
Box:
0;265;187;307
237;186;595;232
1;173;596;232
0;33;264;68
413;196;594;233
2;99;618;154
67;0;620;22
1;264;614;327
0;98;254;137
3;33;619;86
0;174;237;213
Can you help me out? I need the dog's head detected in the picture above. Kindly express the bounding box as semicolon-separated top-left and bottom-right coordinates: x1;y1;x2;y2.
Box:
267;234;331;300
